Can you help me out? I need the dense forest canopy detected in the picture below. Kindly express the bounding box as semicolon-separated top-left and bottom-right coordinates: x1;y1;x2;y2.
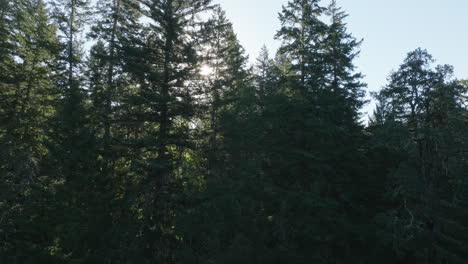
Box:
0;0;467;263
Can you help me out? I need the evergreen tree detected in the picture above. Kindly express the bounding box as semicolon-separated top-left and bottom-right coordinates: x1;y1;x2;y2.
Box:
254;46;277;104
114;0;214;262
85;1;144;261
175;7;268;263
48;0;92;170
44;0;107;262
88;0;141;175
0;0;60;262
0;0;14;92
372;49;468;263
258;0;368;261
195;6;251;176
323;0;366;125
275;0;327;95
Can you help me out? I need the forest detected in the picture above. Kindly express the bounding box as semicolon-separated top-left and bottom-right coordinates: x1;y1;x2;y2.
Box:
0;0;467;263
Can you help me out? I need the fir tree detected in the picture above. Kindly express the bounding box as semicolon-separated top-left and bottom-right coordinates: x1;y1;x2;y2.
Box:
0;0;60;261
275;0;327;95
254;46;277;103
258;0;368;261
117;0;214;262
373;49;468;263
195;6;251;176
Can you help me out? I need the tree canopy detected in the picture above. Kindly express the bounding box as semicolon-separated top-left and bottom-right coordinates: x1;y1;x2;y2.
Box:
0;0;466;263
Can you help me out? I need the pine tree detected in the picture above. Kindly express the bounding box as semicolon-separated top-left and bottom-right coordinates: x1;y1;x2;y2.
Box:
372;49;468;263
0;0;60;261
43;0;108;262
88;0;141;176
113;0;214;262
256;0;369;261
275;0;327;95
48;0;93;174
0;1;16;133
323;0;365;125
0;0;14;92
194;6;251;176
85;1;144;260
175;7;269;263
254;46;277;103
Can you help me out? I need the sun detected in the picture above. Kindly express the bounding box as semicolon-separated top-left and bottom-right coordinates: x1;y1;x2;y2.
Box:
200;64;214;76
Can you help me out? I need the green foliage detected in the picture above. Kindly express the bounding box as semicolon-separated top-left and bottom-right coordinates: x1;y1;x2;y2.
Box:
371;48;468;263
0;0;63;261
1;0;467;263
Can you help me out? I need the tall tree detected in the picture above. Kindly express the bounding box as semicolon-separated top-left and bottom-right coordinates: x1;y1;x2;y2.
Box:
254;46;277;103
195;6;251;176
276;0;327;94
258;0;369;261
44;0;107;262
48;0;92;175
0;0;60;262
88;0;141;175
116;0;214;262
372;49;468;263
323;0;366;125
0;0;14;91
175;7;267;263
85;1;144;261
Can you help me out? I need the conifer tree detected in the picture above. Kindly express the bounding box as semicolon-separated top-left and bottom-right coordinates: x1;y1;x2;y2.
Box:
48;0;93;174
84;1;144;260
114;0;214;262
0;0;14;91
260;0;368;261
0;0;60;261
195;6;251;176
175;7;268;263
373;49;468;263
276;0;327;95
254;46;277;102
88;0;141;176
44;0;108;261
323;0;365;125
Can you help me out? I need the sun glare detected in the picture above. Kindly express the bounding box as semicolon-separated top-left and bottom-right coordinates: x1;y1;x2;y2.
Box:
200;64;214;76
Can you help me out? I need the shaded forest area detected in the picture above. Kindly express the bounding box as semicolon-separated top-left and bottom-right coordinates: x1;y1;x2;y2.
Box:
1;0;467;263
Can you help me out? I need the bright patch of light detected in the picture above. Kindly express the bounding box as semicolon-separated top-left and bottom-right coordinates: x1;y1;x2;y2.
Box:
200;64;214;76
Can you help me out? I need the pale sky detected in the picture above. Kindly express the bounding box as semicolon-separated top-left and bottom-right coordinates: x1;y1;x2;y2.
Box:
215;0;468;118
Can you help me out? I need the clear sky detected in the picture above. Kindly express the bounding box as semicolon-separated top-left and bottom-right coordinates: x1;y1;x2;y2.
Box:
215;0;468;117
